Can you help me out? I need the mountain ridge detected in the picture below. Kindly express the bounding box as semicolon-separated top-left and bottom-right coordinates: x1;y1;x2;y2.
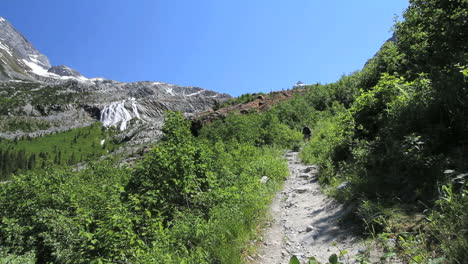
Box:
0;16;230;150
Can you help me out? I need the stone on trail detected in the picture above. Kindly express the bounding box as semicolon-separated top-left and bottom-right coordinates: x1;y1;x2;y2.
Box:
256;150;365;264
302;166;318;173
294;186;310;193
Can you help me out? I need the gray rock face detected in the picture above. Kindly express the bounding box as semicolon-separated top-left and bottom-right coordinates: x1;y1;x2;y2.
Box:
0;17;48;81
0;77;231;146
0;16;84;81
0;17;50;68
48;65;83;78
0;16;232;154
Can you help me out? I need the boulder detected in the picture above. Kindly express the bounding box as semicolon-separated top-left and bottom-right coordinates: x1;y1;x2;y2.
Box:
301;166;318;173
294;186;310;193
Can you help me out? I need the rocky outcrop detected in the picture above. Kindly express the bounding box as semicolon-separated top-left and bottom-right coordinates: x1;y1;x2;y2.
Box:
0;16;92;82
190;89;305;135
0;16;231;150
0;16;50;81
48;65;83;78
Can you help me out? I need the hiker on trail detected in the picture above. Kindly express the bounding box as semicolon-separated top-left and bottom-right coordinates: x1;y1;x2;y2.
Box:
302;125;312;141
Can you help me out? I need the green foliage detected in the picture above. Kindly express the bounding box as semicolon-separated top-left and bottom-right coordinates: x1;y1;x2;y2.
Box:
0;162;132;263
126;112;214;220
395;0;468;78
290;255;301;264
0;249;35;264
357;42;403;91
300;104;354;184
261;113;303;150
199;110;303;149
0;111;289;263
428;183;468;263
0;122;119;180
296;1;467;262
215;92;265;110
395;0;468;148
300;1;467;198
0;0;467;262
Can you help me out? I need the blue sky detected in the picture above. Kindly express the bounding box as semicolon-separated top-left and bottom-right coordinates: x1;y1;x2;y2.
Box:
2;0;408;96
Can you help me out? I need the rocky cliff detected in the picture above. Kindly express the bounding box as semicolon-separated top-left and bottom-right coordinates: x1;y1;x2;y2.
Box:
0;16;230;150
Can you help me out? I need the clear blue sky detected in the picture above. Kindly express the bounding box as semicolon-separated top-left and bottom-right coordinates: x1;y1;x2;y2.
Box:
2;0;408;96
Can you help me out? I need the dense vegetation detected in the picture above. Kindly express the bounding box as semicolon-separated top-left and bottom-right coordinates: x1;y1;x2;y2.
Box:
0;0;466;263
297;0;467;262
0;112;301;263
0;122;119;180
212;92;266;110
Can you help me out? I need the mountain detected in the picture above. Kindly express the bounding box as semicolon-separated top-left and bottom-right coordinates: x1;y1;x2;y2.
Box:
0;16;51;81
0;16;230;149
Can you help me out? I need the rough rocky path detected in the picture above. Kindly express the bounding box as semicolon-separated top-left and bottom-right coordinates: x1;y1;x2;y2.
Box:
255;150;363;264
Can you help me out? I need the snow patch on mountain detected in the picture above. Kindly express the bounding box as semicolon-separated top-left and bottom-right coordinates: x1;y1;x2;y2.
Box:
100;98;142;131
21;57;90;82
186;89;205;97
22;58;58;78
165;87;175;96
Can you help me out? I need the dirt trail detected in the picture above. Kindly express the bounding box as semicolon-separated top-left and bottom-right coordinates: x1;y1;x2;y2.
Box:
255;150;364;264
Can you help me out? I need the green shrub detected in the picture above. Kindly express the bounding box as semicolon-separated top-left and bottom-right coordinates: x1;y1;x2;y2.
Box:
300;104;354;184
429;184;468;263
126;112;215;220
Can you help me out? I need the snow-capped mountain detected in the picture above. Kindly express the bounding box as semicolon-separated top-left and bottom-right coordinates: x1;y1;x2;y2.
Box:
0;16;81;81
0;16;230;148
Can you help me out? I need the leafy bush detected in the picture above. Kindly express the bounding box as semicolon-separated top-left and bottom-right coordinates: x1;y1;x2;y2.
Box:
0;162;132;263
215;92;265;110
198;110;303;149
296;1;467;261
428;183;468;263
300;104;354;184
0;0;466;262
126;112;215;220
0;111;289;263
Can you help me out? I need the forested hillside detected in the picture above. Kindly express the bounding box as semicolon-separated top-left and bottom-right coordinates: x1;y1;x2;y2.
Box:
0;0;466;263
0;123;119;180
